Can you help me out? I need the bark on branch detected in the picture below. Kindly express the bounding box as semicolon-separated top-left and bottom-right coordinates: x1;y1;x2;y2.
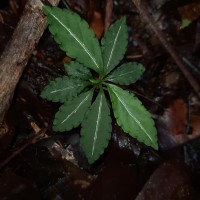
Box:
0;0;60;122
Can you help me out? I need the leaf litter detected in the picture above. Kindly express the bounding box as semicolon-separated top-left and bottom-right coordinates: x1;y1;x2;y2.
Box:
1;0;200;199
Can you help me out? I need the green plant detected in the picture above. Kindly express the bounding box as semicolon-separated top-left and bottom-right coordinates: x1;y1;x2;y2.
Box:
180;18;191;29
41;6;158;164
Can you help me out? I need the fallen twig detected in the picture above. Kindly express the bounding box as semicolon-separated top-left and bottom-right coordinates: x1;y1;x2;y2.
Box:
0;125;48;170
131;0;200;98
0;0;60;122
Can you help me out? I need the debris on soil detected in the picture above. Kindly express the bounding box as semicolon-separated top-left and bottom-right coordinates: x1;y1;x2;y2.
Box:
1;0;200;199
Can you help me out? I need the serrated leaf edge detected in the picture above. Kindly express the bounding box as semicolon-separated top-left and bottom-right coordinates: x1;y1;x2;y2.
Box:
91;92;103;156
64;61;92;80
105;23;122;71
107;62;145;85
108;69;136;81
60;92;92;124
40;77;89;103
45;7;100;71
102;17;128;74
81;91;112;163
108;84;156;147
49;84;83;94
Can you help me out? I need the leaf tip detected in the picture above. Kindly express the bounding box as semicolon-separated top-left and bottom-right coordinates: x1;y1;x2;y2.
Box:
40;90;46;99
152;141;158;150
52;125;59;132
87;157;96;165
120;16;126;22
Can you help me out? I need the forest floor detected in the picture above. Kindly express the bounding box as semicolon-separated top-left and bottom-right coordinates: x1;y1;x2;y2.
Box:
0;0;200;199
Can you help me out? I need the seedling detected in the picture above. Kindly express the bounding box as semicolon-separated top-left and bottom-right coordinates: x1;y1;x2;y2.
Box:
41;6;158;164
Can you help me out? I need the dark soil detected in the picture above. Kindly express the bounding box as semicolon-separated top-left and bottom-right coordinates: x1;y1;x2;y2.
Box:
1;0;200;199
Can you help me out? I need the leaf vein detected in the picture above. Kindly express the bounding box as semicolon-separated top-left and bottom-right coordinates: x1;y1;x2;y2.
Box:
92;94;103;156
61;93;91;124
50;84;83;93
108;70;136;81
112;89;154;143
51;13;99;69
106;25;122;70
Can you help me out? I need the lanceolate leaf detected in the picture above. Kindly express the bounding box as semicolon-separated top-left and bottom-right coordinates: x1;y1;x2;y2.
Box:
101;17;128;75
107;62;145;85
64;61;92;80
108;84;158;149
41;77;88;103
43;6;103;73
81;91;112;164
41;7;158;165
53;90;93;132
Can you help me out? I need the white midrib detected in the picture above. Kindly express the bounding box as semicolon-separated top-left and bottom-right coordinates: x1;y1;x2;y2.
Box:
112;89;154;143
106;25;122;71
51;13;99;69
50;84;82;93
61;93;90;124
91;94;103;156
108;70;136;80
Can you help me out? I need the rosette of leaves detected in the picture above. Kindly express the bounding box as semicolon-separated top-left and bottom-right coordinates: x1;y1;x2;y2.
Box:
41;6;158;164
